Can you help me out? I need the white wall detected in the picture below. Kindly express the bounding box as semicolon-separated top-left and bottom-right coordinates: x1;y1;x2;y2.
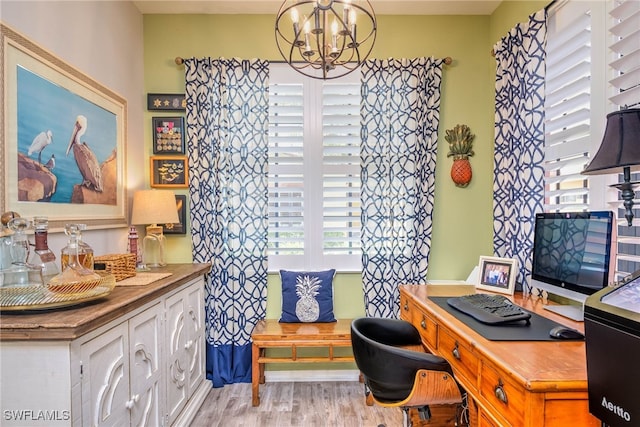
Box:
1;1;145;256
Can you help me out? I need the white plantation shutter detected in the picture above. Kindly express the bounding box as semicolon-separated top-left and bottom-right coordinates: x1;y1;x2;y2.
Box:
268;80;305;258
268;65;361;271
322;83;361;258
544;0;640;278
608;0;640;277
543;1;597;212
608;0;640;108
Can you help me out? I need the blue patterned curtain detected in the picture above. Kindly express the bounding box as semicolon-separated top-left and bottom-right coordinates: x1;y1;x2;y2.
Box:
360;57;444;318
184;58;269;387
493;10;547;293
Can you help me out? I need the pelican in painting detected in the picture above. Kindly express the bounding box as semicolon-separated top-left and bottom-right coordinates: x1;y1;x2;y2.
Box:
28;130;53;164
66;115;103;192
44;154;56;170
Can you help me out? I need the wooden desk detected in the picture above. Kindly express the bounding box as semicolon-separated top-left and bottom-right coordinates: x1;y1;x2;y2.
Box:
399;284;600;427
251;319;354;406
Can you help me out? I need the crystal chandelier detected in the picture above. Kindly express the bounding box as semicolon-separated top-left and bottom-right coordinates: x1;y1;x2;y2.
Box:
275;0;377;79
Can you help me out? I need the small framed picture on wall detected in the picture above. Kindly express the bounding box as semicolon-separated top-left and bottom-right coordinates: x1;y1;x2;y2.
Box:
163;195;187;235
152;116;185;154
150;155;188;188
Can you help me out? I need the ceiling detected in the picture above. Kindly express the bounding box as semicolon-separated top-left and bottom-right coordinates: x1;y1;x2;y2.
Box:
132;0;503;15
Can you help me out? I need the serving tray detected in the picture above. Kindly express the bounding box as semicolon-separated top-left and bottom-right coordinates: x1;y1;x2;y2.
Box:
0;275;115;312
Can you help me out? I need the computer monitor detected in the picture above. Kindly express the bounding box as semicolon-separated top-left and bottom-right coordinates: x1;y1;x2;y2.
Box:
530;211;616;321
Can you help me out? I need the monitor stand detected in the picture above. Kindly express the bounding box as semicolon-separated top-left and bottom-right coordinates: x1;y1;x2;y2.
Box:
543;304;584;322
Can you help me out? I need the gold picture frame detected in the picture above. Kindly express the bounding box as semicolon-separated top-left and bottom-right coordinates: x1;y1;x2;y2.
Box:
150;156;188;188
0;24;127;231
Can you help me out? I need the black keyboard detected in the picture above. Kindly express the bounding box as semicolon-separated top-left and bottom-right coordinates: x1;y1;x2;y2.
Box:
447;294;531;325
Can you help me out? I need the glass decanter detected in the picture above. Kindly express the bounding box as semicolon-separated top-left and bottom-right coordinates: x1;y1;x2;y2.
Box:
49;224;100;290
8;217;31;267
27;216;60;285
0;217;44;288
61;223;94;270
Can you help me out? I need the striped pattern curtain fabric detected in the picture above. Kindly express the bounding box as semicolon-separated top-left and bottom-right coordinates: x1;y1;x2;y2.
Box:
492;9;547;293
184;57;269;387
360;57;443;318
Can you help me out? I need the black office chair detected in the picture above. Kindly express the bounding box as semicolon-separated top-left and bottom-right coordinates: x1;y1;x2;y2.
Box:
351;317;464;427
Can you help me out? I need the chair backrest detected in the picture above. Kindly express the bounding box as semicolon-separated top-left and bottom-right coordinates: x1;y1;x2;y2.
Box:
350;317;454;404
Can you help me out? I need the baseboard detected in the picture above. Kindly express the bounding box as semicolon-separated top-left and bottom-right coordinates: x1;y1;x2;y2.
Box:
264;369;361;382
172;378;211;426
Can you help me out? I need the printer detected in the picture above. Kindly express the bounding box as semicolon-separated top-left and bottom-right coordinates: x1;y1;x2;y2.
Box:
584;274;640;427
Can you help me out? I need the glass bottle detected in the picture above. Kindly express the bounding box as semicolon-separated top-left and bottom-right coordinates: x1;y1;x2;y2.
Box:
1;217;44;288
0;211;19;270
77;224;94;270
49;224;100;289
27;216;60;284
8;217;30;266
61;224;94;271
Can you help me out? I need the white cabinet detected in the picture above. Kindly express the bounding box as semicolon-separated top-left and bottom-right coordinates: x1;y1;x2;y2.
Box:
0;267;209;427
80;303;163;427
165;282;204;425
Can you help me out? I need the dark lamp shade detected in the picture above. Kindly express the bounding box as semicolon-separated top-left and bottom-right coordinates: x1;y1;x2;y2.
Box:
583;108;640;175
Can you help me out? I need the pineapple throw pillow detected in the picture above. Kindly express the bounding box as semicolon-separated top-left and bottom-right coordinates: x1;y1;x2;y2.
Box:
279;269;337;323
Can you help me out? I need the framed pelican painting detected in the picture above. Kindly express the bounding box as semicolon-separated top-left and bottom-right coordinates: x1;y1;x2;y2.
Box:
0;23;127;230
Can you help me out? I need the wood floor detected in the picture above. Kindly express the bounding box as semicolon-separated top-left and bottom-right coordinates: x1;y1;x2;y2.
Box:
189;381;465;427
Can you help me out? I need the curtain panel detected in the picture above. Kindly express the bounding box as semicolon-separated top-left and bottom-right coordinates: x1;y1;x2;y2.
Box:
360;57;444;318
184;57;269;387
493;10;547;293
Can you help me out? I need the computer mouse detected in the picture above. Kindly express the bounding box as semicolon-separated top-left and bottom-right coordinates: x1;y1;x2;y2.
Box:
549;326;584;340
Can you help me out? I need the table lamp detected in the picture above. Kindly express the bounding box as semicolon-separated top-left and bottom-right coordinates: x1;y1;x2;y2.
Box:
130;190;179;268
583;108;640;226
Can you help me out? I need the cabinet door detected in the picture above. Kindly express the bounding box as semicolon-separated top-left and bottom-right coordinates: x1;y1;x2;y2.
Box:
129;303;163;427
165;279;205;425
185;281;204;393
81;322;130;427
165;288;189;424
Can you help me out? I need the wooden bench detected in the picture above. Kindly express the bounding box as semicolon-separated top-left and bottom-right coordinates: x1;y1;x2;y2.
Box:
251;318;355;406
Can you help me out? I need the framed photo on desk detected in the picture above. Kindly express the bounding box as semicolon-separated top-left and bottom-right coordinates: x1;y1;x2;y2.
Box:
476;256;518;295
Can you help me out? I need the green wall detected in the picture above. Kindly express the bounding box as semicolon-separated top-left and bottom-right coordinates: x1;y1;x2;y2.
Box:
144;1;547;319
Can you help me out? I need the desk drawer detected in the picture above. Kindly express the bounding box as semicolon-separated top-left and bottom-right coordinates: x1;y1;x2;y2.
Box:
479;363;525;426
438;326;478;387
414;310;438;349
400;295;438;349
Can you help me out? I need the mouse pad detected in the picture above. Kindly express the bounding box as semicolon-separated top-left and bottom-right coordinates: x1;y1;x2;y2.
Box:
428;297;578;341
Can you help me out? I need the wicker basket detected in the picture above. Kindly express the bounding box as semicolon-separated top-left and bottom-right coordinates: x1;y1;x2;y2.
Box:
94;253;137;281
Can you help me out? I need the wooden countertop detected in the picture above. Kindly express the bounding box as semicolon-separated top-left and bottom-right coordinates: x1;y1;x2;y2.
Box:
0;263;210;341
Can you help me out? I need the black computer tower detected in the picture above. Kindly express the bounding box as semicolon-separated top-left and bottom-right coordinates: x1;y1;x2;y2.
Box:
584;278;640;426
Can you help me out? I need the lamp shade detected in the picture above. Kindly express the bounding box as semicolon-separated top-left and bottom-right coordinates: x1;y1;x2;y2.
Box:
582;108;640;175
130;190;179;226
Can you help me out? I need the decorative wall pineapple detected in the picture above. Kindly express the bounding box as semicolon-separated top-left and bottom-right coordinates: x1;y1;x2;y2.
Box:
295;275;322;322
445;124;475;187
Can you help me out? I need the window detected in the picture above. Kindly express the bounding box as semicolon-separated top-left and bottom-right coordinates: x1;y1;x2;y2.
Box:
608;0;640;277
543;0;607;212
268;65;361;271
544;0;640;279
